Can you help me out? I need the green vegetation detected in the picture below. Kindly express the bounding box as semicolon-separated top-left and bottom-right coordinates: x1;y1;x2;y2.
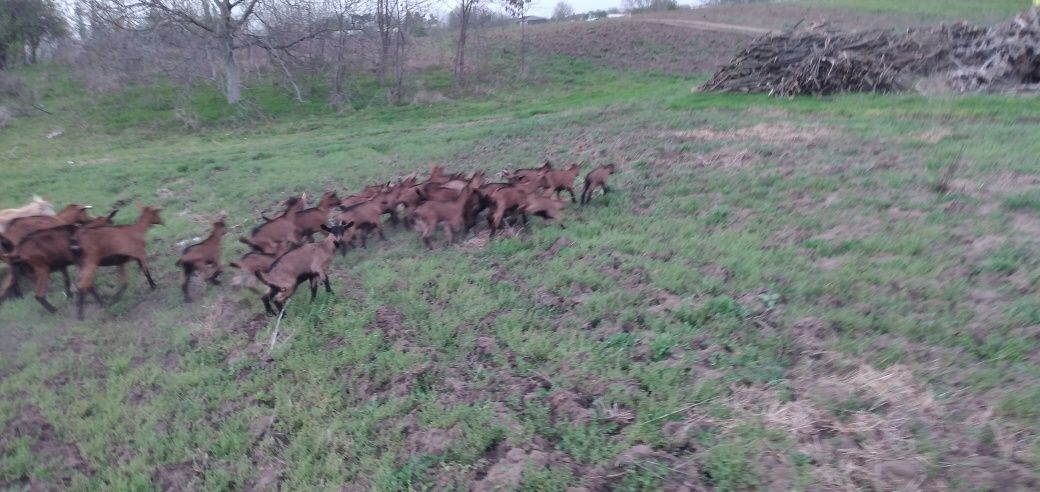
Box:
2;28;1040;491
799;0;1027;21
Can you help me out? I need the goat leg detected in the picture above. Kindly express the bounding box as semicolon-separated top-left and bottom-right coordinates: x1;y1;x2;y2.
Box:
309;277;318;301
61;268;72;298
442;223;454;246
181;264;194;303
110;264;128;304
9;264;25;299
323;275;332;294
32;267;56;313
566;187;577;203
207;263;222;285
0;268;16;304
261;292;275;316
137;259;157;290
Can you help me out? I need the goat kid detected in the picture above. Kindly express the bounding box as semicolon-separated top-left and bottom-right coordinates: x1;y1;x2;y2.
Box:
175;219;226;303
295;191;340;239
544;163;582;203
411;173;483;249
241;196;304;254
521;191;569;229
256;222;353;315
581;164;615;205
0;225;88;313
487;172;547;236
75;206;163;320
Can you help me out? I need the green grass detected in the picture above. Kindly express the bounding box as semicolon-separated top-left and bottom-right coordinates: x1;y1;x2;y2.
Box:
798;0;1027;21
2;47;1040;490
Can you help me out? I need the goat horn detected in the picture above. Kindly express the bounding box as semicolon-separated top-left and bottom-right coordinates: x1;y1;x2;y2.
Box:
83;205;93;209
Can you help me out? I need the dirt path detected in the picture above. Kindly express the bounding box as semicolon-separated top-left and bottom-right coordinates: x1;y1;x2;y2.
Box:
631;16;772;36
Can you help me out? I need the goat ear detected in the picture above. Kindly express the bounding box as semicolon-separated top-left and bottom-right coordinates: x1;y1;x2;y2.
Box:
321;224;332;233
343;221;355;229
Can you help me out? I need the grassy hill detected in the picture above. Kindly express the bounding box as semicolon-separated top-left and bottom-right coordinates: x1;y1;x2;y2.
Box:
2;6;1040;490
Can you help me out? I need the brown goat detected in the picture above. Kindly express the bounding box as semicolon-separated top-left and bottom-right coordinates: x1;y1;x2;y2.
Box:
487;173;546;236
521;192;569;229
471;182;511;231
1;208;117;300
544;163;581;203
256;222;352;315
504;161;552;183
295;191;340;239
2;204;97;246
175;219;226;303
241;196;304;254
229;250;284;295
411;173;483;249
335;188;398;248
581;164;615;205
0;225;95;313
75;206;163;320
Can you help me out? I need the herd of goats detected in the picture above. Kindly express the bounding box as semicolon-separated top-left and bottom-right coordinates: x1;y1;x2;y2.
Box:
0;161;616;320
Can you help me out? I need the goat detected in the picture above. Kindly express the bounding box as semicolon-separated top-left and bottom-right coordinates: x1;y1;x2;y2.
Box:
335;187;397;248
0;225;92;313
1;208;117;300
229;251;281;294
256;222;353;315
520;191;569;229
0;195;55;234
581;164;616;205
504;161;552;183
240;196;304;254
487;173;547;236
471;182;511;231
1;205;104;247
544;163;582;203
295;191;340;239
411;173;483;249
75;206;163;320
175;219;226;303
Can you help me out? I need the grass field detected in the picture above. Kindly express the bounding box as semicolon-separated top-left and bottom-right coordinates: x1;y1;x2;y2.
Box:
799;0;1028;21
3;10;1040;491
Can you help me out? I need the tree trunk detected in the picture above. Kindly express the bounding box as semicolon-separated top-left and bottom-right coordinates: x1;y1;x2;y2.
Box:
224;36;241;104
29;39;39;65
520;14;526;77
454;6;469;87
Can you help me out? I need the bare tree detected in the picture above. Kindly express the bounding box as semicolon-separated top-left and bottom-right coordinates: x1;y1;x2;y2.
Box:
90;0;346;103
452;0;484;87
503;0;531;77
551;1;573;21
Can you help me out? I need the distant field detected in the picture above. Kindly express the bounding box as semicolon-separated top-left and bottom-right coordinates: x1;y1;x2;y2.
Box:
798;0;1028;22
2;20;1040;492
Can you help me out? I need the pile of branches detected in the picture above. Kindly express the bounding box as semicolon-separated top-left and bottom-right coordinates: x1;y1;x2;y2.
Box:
947;8;1040;92
701;22;984;97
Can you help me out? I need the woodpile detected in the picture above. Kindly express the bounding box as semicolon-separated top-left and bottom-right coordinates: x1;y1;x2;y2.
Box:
701;8;1040;96
947;8;1040;92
